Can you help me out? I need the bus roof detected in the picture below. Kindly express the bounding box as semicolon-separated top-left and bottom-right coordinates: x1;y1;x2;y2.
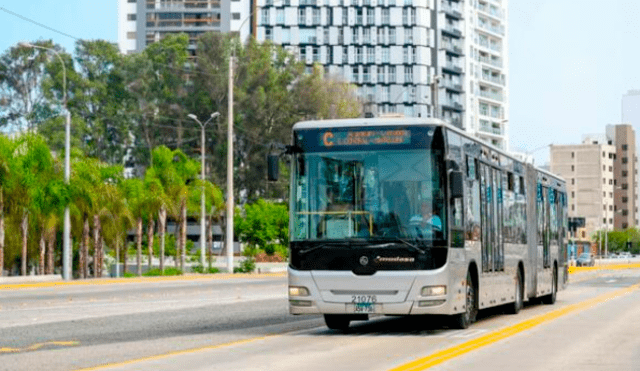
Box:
292;118;565;185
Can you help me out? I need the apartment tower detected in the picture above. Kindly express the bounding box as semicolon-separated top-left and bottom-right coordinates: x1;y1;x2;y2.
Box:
117;0;252;55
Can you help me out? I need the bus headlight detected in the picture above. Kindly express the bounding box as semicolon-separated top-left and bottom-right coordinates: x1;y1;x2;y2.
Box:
421;285;446;297
289;286;310;297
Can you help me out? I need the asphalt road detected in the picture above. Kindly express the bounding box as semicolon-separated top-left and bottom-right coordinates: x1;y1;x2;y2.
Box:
1;269;639;371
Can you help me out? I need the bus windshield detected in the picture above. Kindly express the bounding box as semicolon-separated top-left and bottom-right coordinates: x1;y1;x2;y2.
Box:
291;149;446;242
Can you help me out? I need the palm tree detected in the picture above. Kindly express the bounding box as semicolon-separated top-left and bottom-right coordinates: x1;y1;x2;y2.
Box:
11;134;55;275
188;180;224;271
143;177;163;272
101;181;132;277
0;135;15;276
122;178;146;275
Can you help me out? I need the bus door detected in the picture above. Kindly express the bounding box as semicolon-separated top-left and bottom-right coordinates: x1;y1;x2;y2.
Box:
479;162;503;274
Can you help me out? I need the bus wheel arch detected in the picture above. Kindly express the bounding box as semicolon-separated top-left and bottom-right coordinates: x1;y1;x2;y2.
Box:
452;263;479;329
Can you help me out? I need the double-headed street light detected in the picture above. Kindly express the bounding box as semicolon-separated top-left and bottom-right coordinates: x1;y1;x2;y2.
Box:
188;112;220;271
19;42;71;281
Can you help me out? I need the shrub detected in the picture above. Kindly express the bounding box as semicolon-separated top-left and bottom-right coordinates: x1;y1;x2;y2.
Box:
123;272;137;278
234;258;256;273
143;267;183;276
191;265;220;274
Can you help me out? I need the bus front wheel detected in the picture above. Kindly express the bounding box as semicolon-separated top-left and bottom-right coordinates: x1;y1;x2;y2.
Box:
451;271;477;329
324;314;351;331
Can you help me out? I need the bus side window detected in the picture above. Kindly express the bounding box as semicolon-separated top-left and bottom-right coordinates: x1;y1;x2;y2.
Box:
464;156;481;242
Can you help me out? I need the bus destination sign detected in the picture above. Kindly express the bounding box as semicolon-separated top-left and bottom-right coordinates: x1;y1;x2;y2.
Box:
321;129;411;147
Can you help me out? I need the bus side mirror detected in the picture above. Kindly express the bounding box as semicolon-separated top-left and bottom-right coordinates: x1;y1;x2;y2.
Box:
449;171;463;198
268;154;279;181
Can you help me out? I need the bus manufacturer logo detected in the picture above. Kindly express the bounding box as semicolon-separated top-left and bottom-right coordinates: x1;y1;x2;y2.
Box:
359;256;369;266
375;256;415;264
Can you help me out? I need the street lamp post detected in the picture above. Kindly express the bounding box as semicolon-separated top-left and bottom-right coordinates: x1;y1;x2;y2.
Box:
20;42;71;280
188;112;220;271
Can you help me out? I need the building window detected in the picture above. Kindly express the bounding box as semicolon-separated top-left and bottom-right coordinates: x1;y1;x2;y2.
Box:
382;9;390;24
389;27;396;44
382;47;389;63
232;12;241;20
378;66;384;83
356;47;363;62
127;14;136;21
313;9;320;24
352;67;359;82
128;0;136;2
382;86;390;101
389;66;396;83
623;170;628;177
622;183;629;190
404;66;413;83
403;47;409;63
265;28;272;40
363;67;370;82
298;8;305;24
402;8;408;25
343;8;348;25
367;8;374;25
261;9;269;24
571;152;575;158
622;157;629;164
571;178;575;185
572;165;575;171
127;32;136;40
277;9;284;23
342;46;348;63
356;9;363;25
312;47;319;62
367;47;374;63
404;28;413;43
623;144;628;151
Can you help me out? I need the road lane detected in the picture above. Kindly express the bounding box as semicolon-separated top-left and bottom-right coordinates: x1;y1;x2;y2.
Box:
1;269;639;371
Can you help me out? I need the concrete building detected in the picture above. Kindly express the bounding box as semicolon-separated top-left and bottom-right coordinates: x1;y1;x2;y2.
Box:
462;0;508;150
606;124;638;230
550;137;616;239
117;0;252;55
255;0;508;147
551;124;639;239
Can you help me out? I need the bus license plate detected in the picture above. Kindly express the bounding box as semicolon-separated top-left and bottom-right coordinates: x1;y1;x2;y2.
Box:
353;303;375;313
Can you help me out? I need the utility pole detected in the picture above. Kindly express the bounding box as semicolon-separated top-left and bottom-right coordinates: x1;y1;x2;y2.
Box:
226;55;235;274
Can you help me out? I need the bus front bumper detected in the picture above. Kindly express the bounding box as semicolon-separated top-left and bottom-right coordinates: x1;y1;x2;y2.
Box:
288;267;458;316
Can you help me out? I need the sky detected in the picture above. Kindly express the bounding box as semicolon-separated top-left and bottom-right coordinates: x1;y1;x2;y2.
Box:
2;1;640;165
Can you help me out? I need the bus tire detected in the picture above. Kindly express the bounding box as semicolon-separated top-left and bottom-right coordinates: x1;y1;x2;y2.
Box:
506;269;523;315
542;265;557;305
451;270;477;329
324;314;351;331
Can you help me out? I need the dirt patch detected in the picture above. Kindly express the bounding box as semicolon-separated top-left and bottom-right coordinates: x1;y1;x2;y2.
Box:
254;252;285;263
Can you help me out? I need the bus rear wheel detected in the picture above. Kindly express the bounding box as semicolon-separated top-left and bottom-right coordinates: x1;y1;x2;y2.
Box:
324;314;351;331
542;266;557;305
451;271;477;329
506;269;523;314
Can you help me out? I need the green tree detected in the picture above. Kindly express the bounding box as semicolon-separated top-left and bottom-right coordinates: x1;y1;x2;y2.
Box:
9;134;56;275
0;134;16;275
0;41;58;132
235;199;288;253
122;178;146;275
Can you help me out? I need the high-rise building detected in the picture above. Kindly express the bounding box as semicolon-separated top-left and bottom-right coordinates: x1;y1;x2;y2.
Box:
117;0;253;55
255;0;509;148
257;0;436;119
606;124;638;230
462;0;508;150
622;90;640;127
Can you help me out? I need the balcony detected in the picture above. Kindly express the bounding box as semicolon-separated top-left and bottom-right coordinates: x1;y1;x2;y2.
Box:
442;26;463;39
477;3;503;20
441;100;464;112
477;55;503;68
478;21;505;36
480;73;504;86
442;61;463;75
441;40;464;56
475;37;501;52
440;79;464;93
441;2;463;20
479;124;504;136
478;90;503;102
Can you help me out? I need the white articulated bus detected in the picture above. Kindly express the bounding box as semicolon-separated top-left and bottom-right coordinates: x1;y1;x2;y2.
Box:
270;118;568;330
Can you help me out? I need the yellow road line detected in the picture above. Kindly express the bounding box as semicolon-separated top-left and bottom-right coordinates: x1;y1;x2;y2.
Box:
75;335;276;371
0;341;79;354
568;263;640;274
0;272;286;290
388;283;640;371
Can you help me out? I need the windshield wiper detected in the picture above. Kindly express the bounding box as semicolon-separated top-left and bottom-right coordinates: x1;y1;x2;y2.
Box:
367;237;426;254
298;242;349;255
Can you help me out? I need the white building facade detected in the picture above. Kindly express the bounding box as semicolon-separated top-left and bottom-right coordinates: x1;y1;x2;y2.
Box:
256;0;437;119
462;0;509;150
256;0;509;146
117;0;252;55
